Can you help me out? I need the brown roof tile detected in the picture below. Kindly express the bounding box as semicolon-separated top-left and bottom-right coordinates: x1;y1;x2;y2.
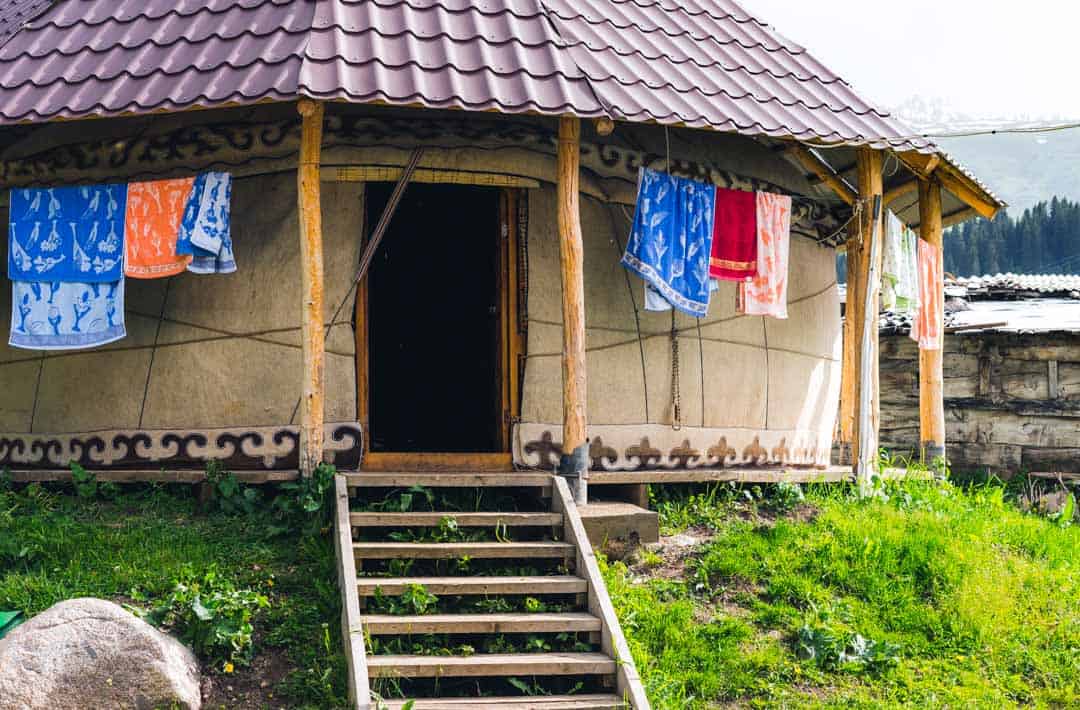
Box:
0;0;944;156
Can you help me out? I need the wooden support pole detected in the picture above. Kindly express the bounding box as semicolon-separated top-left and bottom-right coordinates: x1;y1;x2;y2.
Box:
918;178;946;468
297;99;326;477
852;148;884;487
839;222;860;453
786;144;858;205
557;116;589;503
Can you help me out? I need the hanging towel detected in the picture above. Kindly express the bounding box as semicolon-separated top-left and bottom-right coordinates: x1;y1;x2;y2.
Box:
737;192;792;319
124;178;195;279
177;172;236;274
646;278;720;312
8;184;127;283
882;212;919;313
621;168;715;317
9;279;125;350
709;187;758;280
910;238;943;350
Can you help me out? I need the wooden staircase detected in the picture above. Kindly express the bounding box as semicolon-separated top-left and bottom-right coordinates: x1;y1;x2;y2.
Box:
332;472;649;710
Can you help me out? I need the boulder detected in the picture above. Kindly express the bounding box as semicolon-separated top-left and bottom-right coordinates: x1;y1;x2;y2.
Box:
0;597;201;710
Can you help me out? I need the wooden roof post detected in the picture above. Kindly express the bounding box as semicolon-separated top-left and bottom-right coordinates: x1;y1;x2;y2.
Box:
557;116;589;504
839;221;860;459
853;148;884;492
918;178;946;471
297;98;326;477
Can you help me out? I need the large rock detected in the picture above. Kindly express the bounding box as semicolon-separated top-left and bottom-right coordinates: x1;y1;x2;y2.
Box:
0;597;201;710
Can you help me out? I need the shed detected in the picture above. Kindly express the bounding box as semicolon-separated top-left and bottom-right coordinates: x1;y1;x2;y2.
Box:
881;274;1080;474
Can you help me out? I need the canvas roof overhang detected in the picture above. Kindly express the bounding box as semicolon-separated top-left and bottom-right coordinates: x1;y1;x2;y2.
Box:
0;0;1003;228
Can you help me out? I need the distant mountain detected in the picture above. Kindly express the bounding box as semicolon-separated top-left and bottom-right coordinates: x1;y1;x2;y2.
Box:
892;97;1080;214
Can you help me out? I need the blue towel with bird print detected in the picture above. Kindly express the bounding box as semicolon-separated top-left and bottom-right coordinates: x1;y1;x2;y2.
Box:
621;167;716;317
9;278;125;350
176;172;236;274
8;184;127;283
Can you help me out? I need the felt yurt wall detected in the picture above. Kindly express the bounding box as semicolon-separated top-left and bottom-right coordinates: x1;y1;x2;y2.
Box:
0;172;362;470
514;184;843;471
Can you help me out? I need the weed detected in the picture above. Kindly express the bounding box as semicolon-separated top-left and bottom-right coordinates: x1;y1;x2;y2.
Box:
203;460;261;515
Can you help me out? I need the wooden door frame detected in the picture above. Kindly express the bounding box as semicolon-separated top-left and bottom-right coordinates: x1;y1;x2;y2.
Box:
356;185;525;472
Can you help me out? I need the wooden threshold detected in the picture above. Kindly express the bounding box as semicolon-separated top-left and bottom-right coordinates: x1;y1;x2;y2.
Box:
361;452;513;472
344;472;552;489
7;469;299;484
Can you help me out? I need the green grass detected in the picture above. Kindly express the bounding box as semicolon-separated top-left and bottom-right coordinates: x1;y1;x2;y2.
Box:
606;477;1080;709
0;482;349;708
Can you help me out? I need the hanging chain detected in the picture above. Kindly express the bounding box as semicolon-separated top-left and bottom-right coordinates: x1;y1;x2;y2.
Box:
670;310;681;430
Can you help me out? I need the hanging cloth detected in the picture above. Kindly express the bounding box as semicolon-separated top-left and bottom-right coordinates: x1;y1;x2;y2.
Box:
9;279;125;350
709;187;758;281
176;172;236;274
124;178;196;279
910;238;943;350
621;167;715;317
737;191;792;319
882;212;918;313
8;184;127;283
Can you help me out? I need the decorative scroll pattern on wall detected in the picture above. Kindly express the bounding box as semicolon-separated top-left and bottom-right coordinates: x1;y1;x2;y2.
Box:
514;423;830;471
0;114;850;246
0;422;363;471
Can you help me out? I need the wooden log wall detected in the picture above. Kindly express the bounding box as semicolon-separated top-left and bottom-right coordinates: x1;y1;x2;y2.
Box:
880;331;1080;474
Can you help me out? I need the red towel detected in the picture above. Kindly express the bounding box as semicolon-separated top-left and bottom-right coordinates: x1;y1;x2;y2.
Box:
709;187;758;280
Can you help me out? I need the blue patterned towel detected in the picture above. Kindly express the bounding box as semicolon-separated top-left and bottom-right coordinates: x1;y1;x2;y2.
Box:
177;172;235;274
8;184;127;283
621;168;716;317
9;279;125;350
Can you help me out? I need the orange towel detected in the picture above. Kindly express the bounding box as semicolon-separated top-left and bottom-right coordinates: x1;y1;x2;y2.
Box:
910;238;943;350
737;191;791;319
124;178;195;279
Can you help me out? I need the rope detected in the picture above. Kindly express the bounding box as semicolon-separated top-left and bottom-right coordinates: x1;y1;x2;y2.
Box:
611;205;650;422
138;276;173;428
670;310;681;430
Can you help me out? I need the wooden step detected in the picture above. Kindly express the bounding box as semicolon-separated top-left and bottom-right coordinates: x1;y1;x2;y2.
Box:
380;695;626;709
350;511;562;528
354;541;575;560
367;652;616;678
357;575;588;597
345;472;553;489
361;612;601;635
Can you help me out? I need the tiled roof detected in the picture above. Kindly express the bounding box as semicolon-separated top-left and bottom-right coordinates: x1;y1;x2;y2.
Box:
949;273;1080;299
0;0;937;154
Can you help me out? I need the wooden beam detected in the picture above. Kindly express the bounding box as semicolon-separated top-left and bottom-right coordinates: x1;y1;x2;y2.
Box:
557;116;589;502
333;475;370;710
786;144;857;205
897;151;999;220
852;148;884;489
884;179;918;206
918;178;946;467
297;99;326;477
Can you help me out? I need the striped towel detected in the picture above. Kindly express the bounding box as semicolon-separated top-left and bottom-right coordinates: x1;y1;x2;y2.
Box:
737;192;791;319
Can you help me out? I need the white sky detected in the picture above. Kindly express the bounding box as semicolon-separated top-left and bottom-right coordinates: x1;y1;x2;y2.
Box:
742;0;1080;120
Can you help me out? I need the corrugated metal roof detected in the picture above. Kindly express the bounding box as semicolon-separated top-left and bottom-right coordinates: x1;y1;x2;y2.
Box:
0;0;939;155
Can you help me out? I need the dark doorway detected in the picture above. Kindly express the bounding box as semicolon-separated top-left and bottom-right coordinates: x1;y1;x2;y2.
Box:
366;183;502;453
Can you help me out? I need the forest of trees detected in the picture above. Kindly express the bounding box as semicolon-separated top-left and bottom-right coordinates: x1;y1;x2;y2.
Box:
944;196;1080;276
837;196;1080;282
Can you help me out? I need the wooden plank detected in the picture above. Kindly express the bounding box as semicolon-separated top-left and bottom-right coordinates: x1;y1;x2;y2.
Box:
361;452;513;472
918;178;946;466
334;475;371;710
552;476;651;710
896;151;1000;220
353;541;575;560
360;612;601;635
366;652;616;678
785;144;858;205
557;116;589;500
297;98;326;477
344;472;552;488
356;576;587;597
349;512;562;528
321;166;541;189
589;467;852;485
7;469;299;484
1049;361;1061;400
381;696;625;710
